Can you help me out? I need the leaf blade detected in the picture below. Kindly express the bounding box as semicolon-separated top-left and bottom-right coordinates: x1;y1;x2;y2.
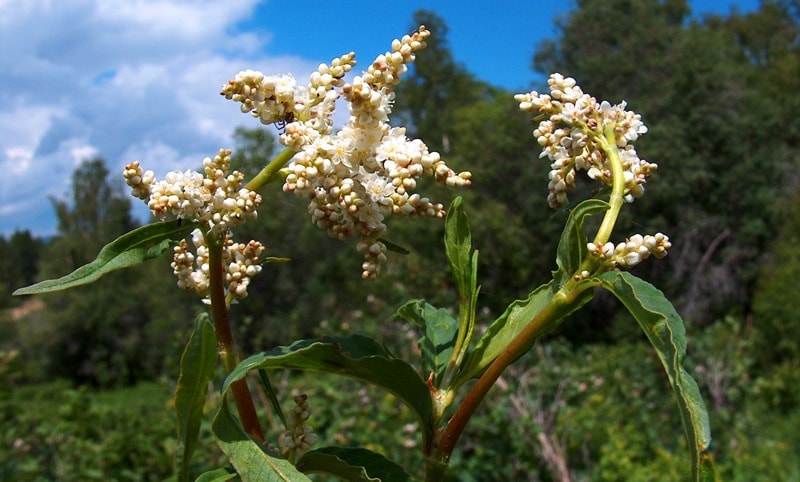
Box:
395;299;459;384
455;280;592;387
598;270;714;482
444;196;472;297
224;335;434;449
175;314;218;482
296;447;414;482
13;219;196;295
211;401;311;482
554;198;608;286
193;468;237;482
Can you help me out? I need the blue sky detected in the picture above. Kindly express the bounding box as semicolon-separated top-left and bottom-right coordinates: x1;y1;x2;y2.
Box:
0;0;761;237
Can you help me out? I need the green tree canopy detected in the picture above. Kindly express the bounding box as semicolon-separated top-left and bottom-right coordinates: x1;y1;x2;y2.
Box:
33;159;195;385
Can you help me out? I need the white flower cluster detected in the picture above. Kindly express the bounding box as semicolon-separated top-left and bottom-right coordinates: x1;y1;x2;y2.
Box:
123;149;261;233
281;394;317;459
124;149;264;300
222;26;471;278
587;233;672;269
515;73;656;209
171;230;265;302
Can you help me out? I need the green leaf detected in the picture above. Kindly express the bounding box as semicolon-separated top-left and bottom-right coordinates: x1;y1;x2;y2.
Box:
554;198;608;286
224;335;434;449
175;314;218;482
380;237;411;255
13;219;196;295
211;401;311;481
444;196;480;374
455;280;592;387
194;468;237;482
395;299;458;384
445;196;472;297
598;271;714;482
296;447;414;482
256;369;287;428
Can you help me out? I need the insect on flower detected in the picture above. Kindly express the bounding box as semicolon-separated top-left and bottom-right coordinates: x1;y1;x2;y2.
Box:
275;112;295;135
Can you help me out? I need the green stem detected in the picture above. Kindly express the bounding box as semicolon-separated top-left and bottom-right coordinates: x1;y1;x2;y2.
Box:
441;290;475;394
245;147;296;192
592;127;626;247
207;235;265;443
430;283;591;478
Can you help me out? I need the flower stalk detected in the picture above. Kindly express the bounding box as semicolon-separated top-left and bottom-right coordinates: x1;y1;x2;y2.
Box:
245;147;295;192
591;126;627;248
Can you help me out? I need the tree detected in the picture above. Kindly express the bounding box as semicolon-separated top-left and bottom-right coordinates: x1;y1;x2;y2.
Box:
0;230;43;308
393;10;490;154
752;193;800;367
31;159;193;385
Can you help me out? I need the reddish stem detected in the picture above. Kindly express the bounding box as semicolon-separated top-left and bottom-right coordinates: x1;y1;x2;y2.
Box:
208;236;265;443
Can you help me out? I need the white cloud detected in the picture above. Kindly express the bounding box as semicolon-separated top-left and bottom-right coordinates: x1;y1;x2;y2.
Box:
0;0;319;236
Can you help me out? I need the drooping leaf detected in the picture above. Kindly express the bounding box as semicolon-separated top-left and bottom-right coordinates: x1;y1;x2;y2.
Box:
224;335;434;448
554;198;608;286
598;270;714;482
296;447;414;482
211;401;311;481
175;314;218;482
13;219;196;295
193;467;238;482
455;280;592;388
396;299;458;384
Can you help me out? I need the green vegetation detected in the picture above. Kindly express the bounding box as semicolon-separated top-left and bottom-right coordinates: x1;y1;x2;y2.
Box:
2;1;800;480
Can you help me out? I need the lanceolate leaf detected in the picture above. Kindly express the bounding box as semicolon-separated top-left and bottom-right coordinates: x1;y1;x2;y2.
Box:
193;468;238;482
211;402;311;481
380;237;411;255
452;200;606;388
598;270;714;482
396;299;459;384
13;219;197;295
224;335;434;448
444;196;472;298
175;314;218;482
554;198;608;286
444;196;480;373
296;447;414;482
455;280;592;388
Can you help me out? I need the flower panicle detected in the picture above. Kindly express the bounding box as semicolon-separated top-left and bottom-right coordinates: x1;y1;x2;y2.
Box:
515;73;656;209
587;232;672;269
221;25;471;278
517;74;672;267
171;230;265;303
281;394;317;460
123;148;260;233
123;149;265;301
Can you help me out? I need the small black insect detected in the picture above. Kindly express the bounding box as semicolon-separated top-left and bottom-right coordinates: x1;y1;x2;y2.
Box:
274;112;295;135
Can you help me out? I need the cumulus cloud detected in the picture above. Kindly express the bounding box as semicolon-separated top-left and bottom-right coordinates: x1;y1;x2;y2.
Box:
0;0;319;236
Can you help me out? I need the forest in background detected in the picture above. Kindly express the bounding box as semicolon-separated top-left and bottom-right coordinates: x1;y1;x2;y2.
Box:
2;1;800;480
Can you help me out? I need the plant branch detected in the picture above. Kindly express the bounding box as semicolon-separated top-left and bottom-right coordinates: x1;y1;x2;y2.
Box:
432;284;590;473
207;235;265;443
245;147;295;192
591;129;626;247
